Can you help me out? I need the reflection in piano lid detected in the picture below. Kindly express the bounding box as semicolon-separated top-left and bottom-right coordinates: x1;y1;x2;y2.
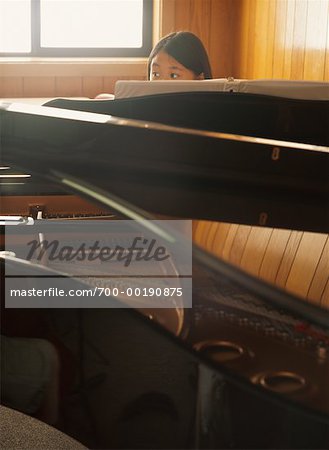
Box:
1;101;328;232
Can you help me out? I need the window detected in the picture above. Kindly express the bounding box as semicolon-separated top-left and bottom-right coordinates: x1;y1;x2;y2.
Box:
0;0;153;57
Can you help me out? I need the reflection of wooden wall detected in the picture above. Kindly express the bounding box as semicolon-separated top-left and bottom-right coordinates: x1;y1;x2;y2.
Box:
193;221;329;309
1;0;328;98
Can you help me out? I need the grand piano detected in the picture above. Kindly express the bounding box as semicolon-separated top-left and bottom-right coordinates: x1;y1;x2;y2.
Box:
0;82;328;449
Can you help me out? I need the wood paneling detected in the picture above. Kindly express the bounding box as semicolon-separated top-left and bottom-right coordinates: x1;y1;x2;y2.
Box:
282;0;295;79
275;230;303;288
82;76;104;98
23;76;56;97
308;237;329;305
229;225;252;265
172;0;238;78
168;0;329;80
211;222;233;255
55;77;83;97
240;227;273;276
259;228;291;283
285;233;328;299
233;0;329;81
303;0;329;79
0;64;147;98
0;77;23;97
222;224;239;260
0;74;147;99
193;221;329;308
321;279;329;308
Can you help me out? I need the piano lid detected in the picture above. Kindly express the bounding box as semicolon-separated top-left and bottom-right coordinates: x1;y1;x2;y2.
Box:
44;90;329;146
1;102;328;233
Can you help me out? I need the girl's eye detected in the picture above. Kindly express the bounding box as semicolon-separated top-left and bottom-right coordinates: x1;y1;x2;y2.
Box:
152;72;160;79
170;73;179;79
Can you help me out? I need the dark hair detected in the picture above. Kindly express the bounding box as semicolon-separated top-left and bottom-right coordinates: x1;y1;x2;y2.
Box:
148;31;213;80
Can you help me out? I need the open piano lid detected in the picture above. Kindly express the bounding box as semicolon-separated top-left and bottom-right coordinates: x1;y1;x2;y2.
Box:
44;88;329;146
1;101;328;232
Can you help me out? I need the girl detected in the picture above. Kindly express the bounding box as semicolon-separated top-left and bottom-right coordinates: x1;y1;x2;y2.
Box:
148;31;212;81
95;31;212;98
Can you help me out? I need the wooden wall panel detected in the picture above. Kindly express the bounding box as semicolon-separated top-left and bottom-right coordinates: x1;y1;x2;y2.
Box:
174;0;192;31
285;233;328;299
173;0;238;78
236;0;249;78
55;77;83;97
222;224;239;260
209;0;239;78
321;279;329;308
290;0;308;80
0;77;24;97
0;74;147;99
23;76;56;97
259;229;291;283
172;0;329;80
211;222;233;255
189;1;212;51
308;238;329;304
233;0;329;81
239;227;273;276
229;225;252;265
269;0;292;79
325;6;329;80
245;0;257;78
303;0;329;80
193;223;329;308
82;76;104;98
263;0;277;78
281;0;295;79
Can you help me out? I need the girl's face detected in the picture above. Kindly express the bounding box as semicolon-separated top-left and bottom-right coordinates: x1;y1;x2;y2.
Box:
150;51;204;81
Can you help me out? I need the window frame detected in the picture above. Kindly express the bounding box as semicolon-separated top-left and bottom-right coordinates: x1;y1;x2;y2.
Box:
0;0;153;57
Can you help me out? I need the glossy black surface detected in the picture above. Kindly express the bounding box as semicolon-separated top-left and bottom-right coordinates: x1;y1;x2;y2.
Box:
1;103;328;232
45;91;329;145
